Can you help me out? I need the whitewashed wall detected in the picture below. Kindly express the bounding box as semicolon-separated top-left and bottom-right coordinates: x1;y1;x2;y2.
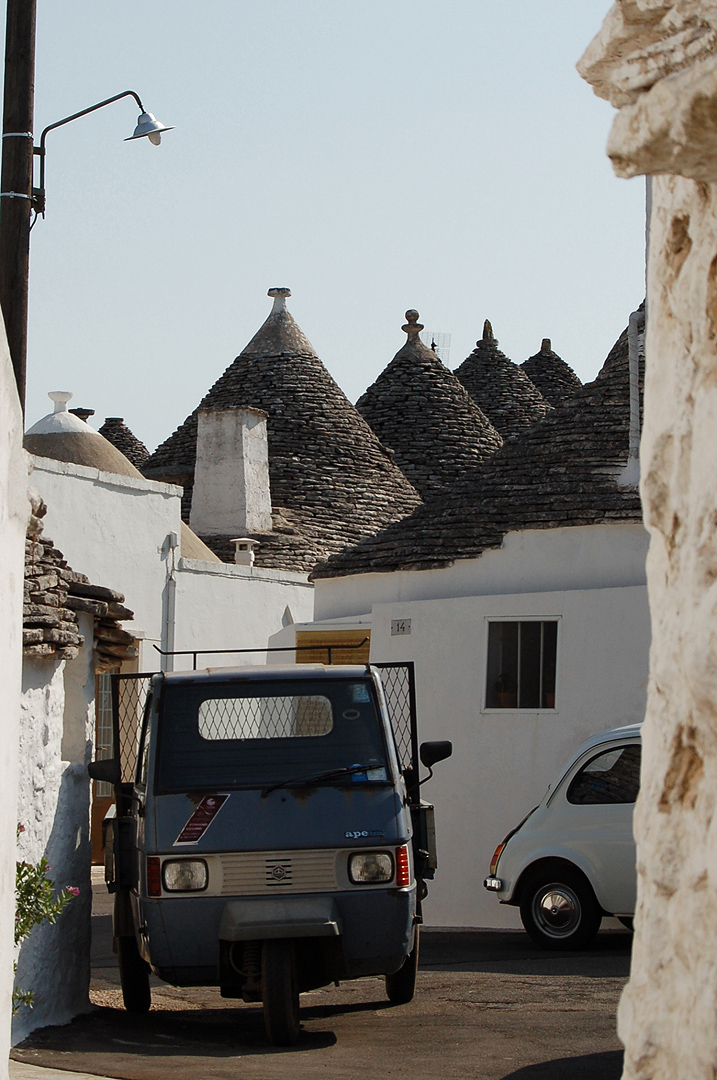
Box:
29;457;183;647
29;457;315;671
314;523;649;621
14;619;95;1044
0;333;29;1076
173;558;314;669
366;585;649;927
305;524;651;926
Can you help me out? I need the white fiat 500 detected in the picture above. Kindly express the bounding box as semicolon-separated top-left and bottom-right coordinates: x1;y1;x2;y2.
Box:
483;724;641;949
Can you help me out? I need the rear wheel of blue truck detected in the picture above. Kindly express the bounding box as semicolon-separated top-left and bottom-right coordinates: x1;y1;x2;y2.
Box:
262;939;300;1045
118;934;151;1013
385;926;419;1004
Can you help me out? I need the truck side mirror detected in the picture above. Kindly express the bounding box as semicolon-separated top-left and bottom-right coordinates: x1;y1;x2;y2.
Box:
88;758;121;785
420;740;453;768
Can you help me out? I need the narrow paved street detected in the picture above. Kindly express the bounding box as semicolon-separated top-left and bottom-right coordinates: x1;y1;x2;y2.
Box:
11;876;630;1080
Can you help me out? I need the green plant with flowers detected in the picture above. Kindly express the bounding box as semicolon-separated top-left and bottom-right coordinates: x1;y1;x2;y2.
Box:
13;825;78;1013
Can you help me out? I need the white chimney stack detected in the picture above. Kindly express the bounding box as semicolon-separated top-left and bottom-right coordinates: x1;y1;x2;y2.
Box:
189;407;272;537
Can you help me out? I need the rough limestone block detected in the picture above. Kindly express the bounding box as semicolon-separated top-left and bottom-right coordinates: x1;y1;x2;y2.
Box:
580;6;717;1079
614;171;717;1080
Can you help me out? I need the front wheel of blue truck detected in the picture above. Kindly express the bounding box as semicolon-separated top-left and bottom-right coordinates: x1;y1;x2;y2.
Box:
262;939;300;1045
118;934;151;1014
385;925;419;1005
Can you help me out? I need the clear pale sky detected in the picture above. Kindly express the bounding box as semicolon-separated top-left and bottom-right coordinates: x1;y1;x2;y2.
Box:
18;1;645;451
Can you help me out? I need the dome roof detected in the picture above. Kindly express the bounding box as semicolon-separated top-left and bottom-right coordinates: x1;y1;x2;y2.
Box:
356;310;502;499
520;339;582;407
143;289;421;573
455;321;552;440
25;393;142;478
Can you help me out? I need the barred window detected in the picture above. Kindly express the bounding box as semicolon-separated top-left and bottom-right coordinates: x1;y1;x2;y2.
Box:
198;695;333;740
485;621;558;710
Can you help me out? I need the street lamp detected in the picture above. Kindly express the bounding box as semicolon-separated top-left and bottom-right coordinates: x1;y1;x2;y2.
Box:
31;89;173;217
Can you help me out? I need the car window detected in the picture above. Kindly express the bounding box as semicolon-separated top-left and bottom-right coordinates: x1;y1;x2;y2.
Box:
566;743;641;805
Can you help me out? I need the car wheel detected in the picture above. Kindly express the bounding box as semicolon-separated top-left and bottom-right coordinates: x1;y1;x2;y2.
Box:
262;939;300;1046
519;867;602;950
385;926;419;1005
118;934;151;1013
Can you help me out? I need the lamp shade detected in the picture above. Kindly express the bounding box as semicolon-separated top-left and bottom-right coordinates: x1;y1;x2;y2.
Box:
125;111;174;145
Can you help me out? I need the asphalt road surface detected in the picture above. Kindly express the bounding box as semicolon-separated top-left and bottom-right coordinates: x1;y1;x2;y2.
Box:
11;876;631;1080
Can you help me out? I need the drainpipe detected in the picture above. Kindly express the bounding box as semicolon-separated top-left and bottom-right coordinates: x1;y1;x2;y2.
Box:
617;311;642;488
161;531;178;672
618;177;650;489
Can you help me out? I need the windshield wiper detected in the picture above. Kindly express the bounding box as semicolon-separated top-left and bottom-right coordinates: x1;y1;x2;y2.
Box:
261;764;378;799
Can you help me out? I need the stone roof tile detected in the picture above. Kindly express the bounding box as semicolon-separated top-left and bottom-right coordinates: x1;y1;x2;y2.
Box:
355;310;502;499
143;290;421;573
98;417;150;468
520;339;582;407
455;320;552;439
312;312;644;579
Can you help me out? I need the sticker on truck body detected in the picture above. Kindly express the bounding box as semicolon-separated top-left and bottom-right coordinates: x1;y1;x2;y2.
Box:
175;794;228;845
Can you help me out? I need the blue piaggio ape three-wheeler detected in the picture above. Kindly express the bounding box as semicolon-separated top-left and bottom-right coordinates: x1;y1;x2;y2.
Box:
89;661;451;1045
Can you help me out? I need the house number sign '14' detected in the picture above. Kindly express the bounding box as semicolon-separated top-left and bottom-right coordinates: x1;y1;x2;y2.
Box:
391;619;411;636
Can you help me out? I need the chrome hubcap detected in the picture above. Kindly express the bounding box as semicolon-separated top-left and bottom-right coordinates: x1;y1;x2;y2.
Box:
534;885;581;937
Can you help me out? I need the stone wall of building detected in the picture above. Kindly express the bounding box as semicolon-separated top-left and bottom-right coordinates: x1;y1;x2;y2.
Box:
13;641;94;1044
0;329;29;1076
580;4;717;1077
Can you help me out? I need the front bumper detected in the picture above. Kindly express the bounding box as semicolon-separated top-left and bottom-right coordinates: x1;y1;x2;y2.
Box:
483;876;503;892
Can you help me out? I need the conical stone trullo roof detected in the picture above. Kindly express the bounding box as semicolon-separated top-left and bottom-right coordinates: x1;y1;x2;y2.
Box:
99;417;150;468
143;289;421;572
520;339;582;407
355;310;503;499
313;310;644;579
455;320;552;440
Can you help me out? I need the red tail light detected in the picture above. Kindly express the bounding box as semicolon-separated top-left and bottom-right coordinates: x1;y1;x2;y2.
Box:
489;843;506;876
395;845;411;888
147;856;162;896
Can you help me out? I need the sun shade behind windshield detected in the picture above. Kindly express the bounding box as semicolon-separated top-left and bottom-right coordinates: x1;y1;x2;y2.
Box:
156;677;389;793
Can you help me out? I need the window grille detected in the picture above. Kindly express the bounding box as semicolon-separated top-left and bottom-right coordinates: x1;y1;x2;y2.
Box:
485;621;558;710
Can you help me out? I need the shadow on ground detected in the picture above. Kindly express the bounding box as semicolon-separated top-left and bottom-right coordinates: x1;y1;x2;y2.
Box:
501;1050;624;1079
421;929;632;978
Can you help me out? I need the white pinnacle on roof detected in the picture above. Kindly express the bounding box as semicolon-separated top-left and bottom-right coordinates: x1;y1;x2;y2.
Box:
26;392;103;437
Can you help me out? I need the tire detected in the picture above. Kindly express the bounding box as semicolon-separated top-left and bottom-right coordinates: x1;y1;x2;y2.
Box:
262;939;300;1046
118;934;151;1013
385;926;419;1005
519;867;602;950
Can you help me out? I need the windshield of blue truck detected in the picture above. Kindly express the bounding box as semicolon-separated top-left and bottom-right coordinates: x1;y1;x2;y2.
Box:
155;677;390;793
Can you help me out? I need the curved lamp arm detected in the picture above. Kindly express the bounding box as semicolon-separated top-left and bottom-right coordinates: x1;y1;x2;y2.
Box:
32;90;165;216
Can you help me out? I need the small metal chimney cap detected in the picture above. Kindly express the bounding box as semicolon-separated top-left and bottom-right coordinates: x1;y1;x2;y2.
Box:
230;537;260;567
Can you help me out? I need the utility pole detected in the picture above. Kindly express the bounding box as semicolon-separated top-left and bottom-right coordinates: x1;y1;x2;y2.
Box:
0;0;37;414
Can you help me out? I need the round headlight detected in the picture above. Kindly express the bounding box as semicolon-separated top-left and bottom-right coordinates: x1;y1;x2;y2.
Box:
162;859;208;892
349;851;394;884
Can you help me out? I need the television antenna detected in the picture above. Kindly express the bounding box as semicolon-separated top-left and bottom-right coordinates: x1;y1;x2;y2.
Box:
420;331;451;364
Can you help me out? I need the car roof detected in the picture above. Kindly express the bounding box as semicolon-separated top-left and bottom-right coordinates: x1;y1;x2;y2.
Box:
160;663;372;686
571;722;642;759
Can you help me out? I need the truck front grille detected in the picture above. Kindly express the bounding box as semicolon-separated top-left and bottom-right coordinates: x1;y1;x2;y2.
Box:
218;849;338;896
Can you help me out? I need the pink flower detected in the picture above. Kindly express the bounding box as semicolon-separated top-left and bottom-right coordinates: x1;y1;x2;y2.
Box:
65;886;79;896
17;825;25;833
